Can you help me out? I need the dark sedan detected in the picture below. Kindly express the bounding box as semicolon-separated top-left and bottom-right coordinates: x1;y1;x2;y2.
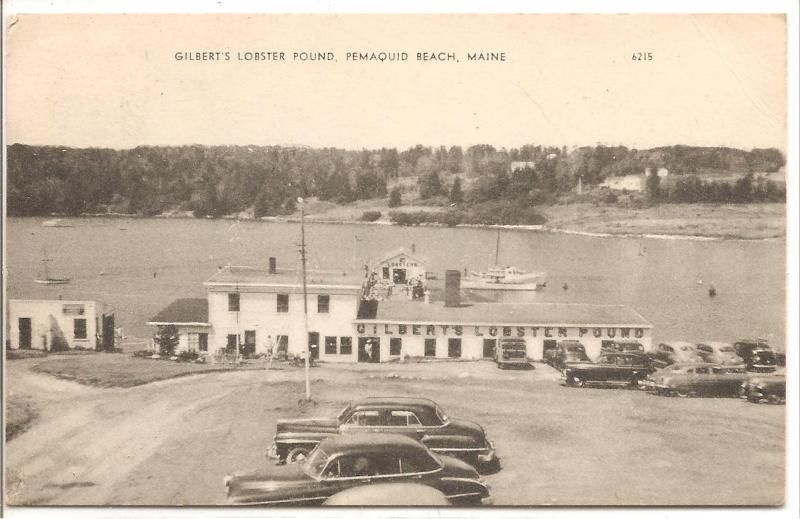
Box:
562;352;650;388
552;340;591;371
227;433;493;506
269;397;497;470
740;373;786;404
734;340;778;372
649;363;748;397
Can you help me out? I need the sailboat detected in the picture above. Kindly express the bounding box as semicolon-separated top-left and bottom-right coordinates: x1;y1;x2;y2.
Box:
34;248;71;285
461;230;547;291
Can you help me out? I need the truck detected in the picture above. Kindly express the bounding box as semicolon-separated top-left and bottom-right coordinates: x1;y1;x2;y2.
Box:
495;338;531;369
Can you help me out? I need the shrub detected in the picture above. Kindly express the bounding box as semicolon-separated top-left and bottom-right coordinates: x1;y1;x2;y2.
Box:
388;187;402;208
178;351;199;362
359;210;382;222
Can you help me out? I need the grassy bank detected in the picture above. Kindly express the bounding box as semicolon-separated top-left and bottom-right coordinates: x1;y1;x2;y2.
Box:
6;396;38;441
29;353;265;388
542;202;785;240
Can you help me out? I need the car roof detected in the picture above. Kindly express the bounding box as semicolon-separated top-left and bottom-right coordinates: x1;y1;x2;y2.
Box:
318;433;429;456
660;341;695;347
696;341;732;348
352;396;438;409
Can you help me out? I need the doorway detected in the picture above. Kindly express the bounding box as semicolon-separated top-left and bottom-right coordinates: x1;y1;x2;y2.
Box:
392;269;407;284
308;332;320;360
18;318;31;349
483;338;497;359
543;339;557;361
358;337;380;362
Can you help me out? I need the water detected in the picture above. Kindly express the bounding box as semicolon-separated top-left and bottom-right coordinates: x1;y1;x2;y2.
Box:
5;217;786;349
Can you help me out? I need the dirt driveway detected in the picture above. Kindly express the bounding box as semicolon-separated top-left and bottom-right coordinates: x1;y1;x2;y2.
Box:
5;358;785;506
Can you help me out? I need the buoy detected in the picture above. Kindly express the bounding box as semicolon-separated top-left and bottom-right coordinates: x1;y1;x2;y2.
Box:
709;285;717;297
563;283;569;291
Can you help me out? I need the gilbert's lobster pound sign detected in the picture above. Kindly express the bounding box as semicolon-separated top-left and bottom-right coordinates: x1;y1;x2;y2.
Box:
356;323;646;339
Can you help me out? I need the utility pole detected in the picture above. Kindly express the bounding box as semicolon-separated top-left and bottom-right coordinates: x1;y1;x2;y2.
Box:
299;198;311;400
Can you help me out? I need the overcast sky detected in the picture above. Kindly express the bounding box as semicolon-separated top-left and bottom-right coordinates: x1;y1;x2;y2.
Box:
5;14;787;151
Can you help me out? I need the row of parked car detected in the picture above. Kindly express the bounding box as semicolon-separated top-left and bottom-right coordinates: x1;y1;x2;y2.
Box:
224;397;498;506
545;338;786;403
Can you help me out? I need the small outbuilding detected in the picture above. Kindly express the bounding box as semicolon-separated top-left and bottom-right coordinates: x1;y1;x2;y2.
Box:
7;299;101;351
378;248;427;285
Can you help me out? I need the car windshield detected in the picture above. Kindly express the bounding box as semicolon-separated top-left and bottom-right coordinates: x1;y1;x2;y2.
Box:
302;447;329;478
434;406;449;425
336;405;352;423
719;346;734;353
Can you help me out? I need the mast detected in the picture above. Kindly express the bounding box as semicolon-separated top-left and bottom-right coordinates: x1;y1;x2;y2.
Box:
299;198;311;400
494;229;501;267
42;247;52;280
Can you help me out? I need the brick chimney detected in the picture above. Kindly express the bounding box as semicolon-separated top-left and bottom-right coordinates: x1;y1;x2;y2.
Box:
444;270;461;307
269;257;277;274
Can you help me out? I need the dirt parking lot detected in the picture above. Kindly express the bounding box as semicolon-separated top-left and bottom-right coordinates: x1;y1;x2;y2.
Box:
5;357;785;506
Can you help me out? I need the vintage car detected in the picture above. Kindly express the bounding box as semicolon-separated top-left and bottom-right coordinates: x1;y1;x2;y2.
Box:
599;340;644;356
733;339;778;372
695;342;745;367
740;373;786;404
268;397;497;470
649;363;748;397
495;338;531;369
551;340;591;371
562;352;650;387
647;341;704;369
227;433;493;506
324;482;451;506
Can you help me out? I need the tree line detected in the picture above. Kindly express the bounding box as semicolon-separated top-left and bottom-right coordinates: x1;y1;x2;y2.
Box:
6;143;785;218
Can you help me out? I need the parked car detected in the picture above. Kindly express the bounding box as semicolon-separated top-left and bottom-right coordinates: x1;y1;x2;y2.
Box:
740;373;786;404
562;352;650;388
695;342;745;367
552;340;590;370
649;363;748;397
268;397;497;470
647;342;704;369
227;433;493;506
324;482;450;506
733;339;778;372
600;340;644;356
495;338;531;369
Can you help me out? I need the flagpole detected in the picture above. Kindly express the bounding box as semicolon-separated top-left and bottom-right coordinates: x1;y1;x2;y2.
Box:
299;197;311;401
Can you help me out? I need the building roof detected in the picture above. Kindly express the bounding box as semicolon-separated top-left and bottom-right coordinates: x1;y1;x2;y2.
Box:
377;248;426;266
355;300;651;327
148;298;209;325
204;265;363;288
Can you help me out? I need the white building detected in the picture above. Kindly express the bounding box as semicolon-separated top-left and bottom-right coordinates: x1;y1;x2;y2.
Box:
7;299;100;351
353;300;652;362
149;264;363;362
600;174;645;192
148;264;652;364
510;161;536;173
377;248;427;285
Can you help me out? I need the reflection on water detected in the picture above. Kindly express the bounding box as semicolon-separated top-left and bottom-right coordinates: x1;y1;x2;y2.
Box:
6;217;786;348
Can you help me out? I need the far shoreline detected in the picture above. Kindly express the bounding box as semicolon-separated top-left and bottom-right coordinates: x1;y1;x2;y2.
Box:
22;201;786;243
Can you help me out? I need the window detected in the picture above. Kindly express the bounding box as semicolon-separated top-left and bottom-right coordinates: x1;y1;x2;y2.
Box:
382;267;390;279
388;410;421;426
198;333;208;352
325;336;338;355
695;367;709;374
317;295;330;313
188;333;199;351
228;293;240;312
277;294;289;313
346;410;381;426
483;339;496;359
424;338;436;357
340;337;353;355
73;318;87;339
448;338;462;358
390;338;402;356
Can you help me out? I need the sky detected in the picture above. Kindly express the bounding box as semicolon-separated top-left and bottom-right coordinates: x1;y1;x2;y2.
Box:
4;13;788;151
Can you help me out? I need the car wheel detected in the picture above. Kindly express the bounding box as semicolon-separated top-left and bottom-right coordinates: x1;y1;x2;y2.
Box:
767;394;782;405
675;389;690;398
287;446;311;463
569;376;584;387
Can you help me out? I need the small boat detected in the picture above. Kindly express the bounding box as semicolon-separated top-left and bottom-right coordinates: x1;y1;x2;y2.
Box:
42;218;73;228
461;230;547;291
34;248;71;285
462;266;547;291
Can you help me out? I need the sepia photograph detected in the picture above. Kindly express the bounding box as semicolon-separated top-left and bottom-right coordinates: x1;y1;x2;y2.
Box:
2;2;797;516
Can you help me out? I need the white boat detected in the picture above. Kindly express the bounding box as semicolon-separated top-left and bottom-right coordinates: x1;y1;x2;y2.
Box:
42;218;73;228
462;266;547;291
34;248;71;285
462;230;547;291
